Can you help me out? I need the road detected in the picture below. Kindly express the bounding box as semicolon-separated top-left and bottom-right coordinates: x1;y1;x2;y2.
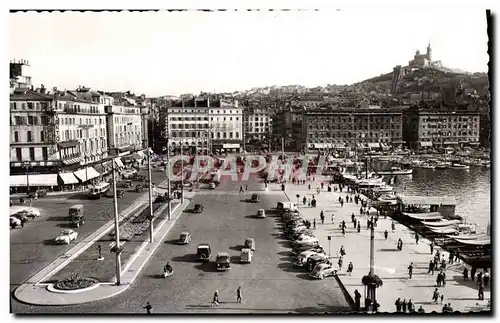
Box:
10;166;167;288
11;172;351;313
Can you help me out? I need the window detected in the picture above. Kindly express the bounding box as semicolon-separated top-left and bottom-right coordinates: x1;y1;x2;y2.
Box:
15;116;23;125
29;147;35;161
27;131;33;142
16;148;22;161
10;102;15;110
42;147;48;160
236;132;240;138
14;131;19;142
21;103;26;109
27;102;34;109
40;131;45;142
36;103;40;109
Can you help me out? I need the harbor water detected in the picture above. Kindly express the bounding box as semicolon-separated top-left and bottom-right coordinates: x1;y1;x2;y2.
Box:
374;161;491;234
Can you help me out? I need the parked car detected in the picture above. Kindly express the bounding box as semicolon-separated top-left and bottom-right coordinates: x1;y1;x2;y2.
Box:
294;235;317;244
28;189;47;199
292;237;319;247
70;214;85;228
196;244;212;261
178;232;192;245
118;180;133;188
216;252;231;271
292;243;324;256
135;184;144;193
250;193;260;203
306;254;332;272
54;229;78;244
309;263;337;280
14;209;40;220
193;204;204;213
294;250;319;267
209;182;216;189
256;209;266;218
12;212;30;223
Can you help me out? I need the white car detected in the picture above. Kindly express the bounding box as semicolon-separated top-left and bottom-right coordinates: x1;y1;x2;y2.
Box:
55;229;78;244
309;263;337;279
256;209;266;218
292;236;319;246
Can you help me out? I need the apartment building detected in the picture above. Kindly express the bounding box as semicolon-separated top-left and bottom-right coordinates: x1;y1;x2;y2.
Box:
403;105;481;150
243;105;271;145
105;97;143;156
303;106;405;151
209;99;243;153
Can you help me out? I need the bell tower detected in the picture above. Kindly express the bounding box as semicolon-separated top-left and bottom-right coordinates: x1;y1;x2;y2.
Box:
427;42;432;61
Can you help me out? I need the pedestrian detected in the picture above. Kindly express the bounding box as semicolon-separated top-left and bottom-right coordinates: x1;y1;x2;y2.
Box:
320;211;325;224
441;270;446;286
430;242;434;255
354;289;361;311
432;288;440;303
313;218;316;229
477;271;483;285
483;270;490;287
448;252;454;264
212;290;220;306
395;297;402;312
338;256;343;270
478;280;485;300
340;200;344;208
347;261;354;275
357;222;361;233
353;218;357;228
463;267;469;280
417;305;425;313
143;301;153;314
340;245;346;256
21;220;24;228
331;214;334;224
236;286;242;303
402;299;407;312
428;260;435;275
245;184;248;191
342;220;346;229
239;186;243;193
391;221;396;231
415;233;419;245
408;262;414;279
436;272;442;287
303;196;307;205
342;227;345;236
471;267;476;281
408;299;414;312
384;230;388;240
359;207;363;215
440;294;444;304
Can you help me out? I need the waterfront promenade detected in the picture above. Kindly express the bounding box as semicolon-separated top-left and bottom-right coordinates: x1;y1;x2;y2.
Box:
280;179;491;313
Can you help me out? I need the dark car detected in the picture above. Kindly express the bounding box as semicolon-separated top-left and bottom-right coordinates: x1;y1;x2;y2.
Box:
216;252;231;271
178;232;192;245
119;180;133;188
116;189;125;198
306;254;331;272
28;189;47;199
13;213;30;223
135;184;144;193
132;174;146;181
193;204;204;213
196;244;212;261
70;215;85;228
154;194;170;203
250;193;260;203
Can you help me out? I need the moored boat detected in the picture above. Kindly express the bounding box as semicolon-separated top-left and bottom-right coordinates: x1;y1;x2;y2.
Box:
450;163;470;170
376;167;413;175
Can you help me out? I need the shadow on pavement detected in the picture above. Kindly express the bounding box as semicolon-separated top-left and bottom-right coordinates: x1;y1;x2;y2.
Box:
146;273;168;279
43;239;59;245
277;262;303;273
66;193;89;200
231;255;242;263
46;216;68;221
378;248;399;252
194;262;217;273
277;251;292;256
244;215;258;219
228;245;243;251
56;223;74;228
164;238;181;245
294;305;351;313
171;254;197;263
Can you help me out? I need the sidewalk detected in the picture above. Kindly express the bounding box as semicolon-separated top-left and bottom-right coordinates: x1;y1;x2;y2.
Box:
14;198;190;306
281;180;491;314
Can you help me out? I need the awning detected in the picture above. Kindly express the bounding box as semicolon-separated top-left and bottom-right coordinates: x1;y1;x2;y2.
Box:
73;167;101;182
63;157;83;165
419;141;433;147
454;238;490;246
444;142;459;145
28;174;58;186
422;220;461;227
10;175;27;187
402;212;443;221
59;172;79;185
368;143;380;149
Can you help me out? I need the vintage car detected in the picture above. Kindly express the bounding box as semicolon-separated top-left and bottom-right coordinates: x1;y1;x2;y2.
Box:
135;184;144;193
306;254;332;272
55;229;78;244
12;212;30;223
256;209;266;218
196;244;212;261
193;204;204;213
118;180;133;188
209;182;216;189
244;238;256;251
14;208;41;219
292;243;323;256
292;236;319;247
250;193;260;203
70;214;85;228
294;250;320;267
309;263;337;280
216;252;231;271
178;232;192;245
132;174;146;181
27;189;47;199
240;248;253;263
294;235;318;244
10;216;22;229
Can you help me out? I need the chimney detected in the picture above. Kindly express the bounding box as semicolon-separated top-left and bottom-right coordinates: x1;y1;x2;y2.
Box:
40;84;46;94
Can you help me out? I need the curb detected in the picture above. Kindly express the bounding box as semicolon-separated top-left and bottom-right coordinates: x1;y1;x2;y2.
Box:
334;274;356;312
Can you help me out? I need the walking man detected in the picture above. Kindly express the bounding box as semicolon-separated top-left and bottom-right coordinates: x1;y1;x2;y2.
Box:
313;218;316;229
430;242;434;255
236;286;242;303
428;260;435;275
239;186;243;193
395;298;402;312
384;230;388;240
143;301;153;314
354;289;361;311
212;290;220;306
478;280;485;300
408;262;414;279
347;261;354;276
415;232;419;245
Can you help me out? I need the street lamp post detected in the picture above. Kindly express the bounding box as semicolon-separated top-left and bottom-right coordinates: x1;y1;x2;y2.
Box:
147;149;154;243
84;156;89;187
23;162;30;194
166;140;171;220
111;160;122;285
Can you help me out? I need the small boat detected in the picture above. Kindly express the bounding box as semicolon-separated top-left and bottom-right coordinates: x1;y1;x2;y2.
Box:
376;167;413;175
435;163;449;169
420;163;435;170
450;163;470;170
372;184;394;193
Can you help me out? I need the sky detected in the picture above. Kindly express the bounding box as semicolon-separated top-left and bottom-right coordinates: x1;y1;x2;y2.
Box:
9;10;489;97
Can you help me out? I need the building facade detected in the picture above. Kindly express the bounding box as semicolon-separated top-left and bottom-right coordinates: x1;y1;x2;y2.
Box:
243;105;271;150
303;107;405;151
105;98;143;156
209;99;243;153
402;106;481;150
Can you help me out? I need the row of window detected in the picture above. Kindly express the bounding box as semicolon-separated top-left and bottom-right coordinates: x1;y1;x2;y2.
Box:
10;102;49;110
13;130;45;143
14;147;48;161
58;103;100;114
114;125;140;133
422;123;477;129
170;116;240;121
309;132;401;138
169;109;240;114
61;128;106;141
421;131;478;137
309;125;401;131
60;116;105;126
12;115;49;126
170;131;241;139
422;117;478;123
308;116;402;123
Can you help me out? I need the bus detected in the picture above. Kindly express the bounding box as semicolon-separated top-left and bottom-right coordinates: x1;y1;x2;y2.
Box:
89;182;111;199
